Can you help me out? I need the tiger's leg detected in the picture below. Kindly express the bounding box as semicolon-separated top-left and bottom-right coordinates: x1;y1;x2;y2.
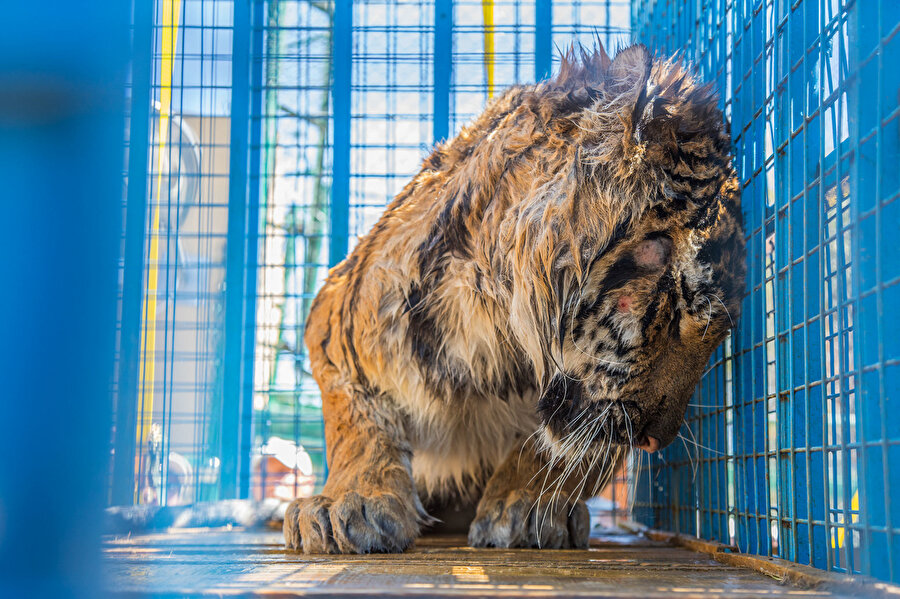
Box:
468;436;627;549
283;388;427;554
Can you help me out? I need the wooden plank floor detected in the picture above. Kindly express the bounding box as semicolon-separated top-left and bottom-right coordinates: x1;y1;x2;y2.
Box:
103;529;843;598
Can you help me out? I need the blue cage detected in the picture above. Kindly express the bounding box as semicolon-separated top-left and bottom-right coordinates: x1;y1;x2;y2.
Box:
631;0;900;582
106;0;899;585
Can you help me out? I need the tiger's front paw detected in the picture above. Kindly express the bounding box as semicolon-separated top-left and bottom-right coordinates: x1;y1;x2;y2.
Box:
283;491;419;554
468;488;589;549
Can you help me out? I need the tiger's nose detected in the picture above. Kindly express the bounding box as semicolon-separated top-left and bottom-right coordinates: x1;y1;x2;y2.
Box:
635;435;660;453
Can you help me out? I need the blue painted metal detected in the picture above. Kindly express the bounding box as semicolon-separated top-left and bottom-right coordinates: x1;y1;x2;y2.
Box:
0;1;128;596
434;0;453;144
632;0;900;583
238;0;267;500
222;0;254;500
535;0;552;81
109;0;899;585
329;0;352;267
851;0;900;581
113;0;155;507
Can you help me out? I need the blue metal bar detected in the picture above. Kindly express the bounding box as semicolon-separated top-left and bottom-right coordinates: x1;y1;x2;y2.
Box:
238;0;266;500
847;0;870;575
112;0;155;507
535;0;552;81
222;0;253;500
330;0;352;267
774;0;812;564
808;0;830;571
0;1;128;594
433;0;452;144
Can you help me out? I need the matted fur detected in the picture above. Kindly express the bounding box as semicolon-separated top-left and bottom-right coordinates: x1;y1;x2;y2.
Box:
284;43;746;554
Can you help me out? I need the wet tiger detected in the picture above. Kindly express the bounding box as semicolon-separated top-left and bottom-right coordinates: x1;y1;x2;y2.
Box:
284;43;746;554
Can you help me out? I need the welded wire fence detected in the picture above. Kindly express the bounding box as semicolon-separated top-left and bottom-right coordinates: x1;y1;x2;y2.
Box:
112;0;899;584
631;0;900;583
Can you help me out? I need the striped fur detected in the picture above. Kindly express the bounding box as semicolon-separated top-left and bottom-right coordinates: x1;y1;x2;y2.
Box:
284;43;746;554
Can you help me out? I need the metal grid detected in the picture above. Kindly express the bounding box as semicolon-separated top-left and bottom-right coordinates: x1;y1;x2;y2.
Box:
112;0;629;508
114;1;900;584
114;0;237;506
631;0;900;582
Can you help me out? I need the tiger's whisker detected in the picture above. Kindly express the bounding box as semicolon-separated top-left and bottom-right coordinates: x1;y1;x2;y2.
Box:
710;293;735;328
678;432;698;482
701;295;713;340
678;431;726;456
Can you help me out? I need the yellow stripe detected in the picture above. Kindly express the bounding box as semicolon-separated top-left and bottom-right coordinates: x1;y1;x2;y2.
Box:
138;0;181;485
833;489;859;549
482;0;494;98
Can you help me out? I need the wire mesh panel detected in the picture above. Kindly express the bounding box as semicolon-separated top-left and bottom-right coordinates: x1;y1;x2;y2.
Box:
450;0;629;131
114;0;237;506
631;0;900;582
249;0;335;502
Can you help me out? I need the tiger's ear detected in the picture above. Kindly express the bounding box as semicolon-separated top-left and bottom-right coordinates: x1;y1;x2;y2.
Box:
607;44;653;158
608;44;651;96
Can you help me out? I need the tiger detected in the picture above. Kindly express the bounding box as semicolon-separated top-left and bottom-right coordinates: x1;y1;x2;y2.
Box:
283;43;746;554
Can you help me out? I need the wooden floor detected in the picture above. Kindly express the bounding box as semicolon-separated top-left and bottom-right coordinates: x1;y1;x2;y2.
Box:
103;529;851;598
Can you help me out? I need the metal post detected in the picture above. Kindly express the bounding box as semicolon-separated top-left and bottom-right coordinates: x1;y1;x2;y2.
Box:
238;0;266;500
113;0;155;507
535;0;552;81
433;0;452;144
0;1;128;595
222;0;253;500
330;0;353;267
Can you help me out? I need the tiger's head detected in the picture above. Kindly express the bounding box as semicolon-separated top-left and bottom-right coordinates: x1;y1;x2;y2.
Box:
536;176;745;454
498;44;746;456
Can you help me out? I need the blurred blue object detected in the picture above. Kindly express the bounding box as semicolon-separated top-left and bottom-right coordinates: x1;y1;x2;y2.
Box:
0;2;129;598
